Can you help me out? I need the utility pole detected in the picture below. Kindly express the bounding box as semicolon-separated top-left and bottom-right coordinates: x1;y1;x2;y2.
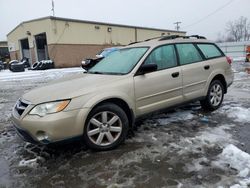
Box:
51;0;55;17
174;22;182;31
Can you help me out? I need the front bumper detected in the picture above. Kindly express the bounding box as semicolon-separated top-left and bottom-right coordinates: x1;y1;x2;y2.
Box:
11;107;90;144
13;122;39;144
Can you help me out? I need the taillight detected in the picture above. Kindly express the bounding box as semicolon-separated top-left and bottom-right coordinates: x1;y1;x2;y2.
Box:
226;56;232;65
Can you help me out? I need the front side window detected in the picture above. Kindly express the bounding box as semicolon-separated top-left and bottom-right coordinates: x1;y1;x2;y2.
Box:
89;47;148;75
176;44;203;65
197;44;223;59
144;45;177;70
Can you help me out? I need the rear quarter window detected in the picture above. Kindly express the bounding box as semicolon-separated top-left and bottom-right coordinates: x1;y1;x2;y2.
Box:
197;44;223;59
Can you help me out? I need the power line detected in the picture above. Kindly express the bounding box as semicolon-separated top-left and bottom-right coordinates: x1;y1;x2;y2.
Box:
183;0;235;29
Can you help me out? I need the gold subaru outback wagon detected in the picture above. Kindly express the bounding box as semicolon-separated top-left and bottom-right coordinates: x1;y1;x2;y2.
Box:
12;35;234;151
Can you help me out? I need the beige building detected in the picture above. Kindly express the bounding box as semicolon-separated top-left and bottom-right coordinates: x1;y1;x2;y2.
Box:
7;16;186;67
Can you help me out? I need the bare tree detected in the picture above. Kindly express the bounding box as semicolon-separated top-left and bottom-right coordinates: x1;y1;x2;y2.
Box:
226;16;250;42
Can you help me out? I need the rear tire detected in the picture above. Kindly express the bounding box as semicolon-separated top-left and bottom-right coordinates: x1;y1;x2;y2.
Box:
83;103;129;151
200;80;224;111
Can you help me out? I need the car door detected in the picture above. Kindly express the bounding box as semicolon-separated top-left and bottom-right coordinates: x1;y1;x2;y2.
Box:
134;44;183;116
176;43;211;101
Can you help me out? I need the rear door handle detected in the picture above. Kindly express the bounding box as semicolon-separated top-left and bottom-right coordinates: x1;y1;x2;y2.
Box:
172;72;179;78
204;65;210;70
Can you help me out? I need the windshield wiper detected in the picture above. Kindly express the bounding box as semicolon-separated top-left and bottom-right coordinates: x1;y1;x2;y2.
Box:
105;72;125;75
87;71;125;75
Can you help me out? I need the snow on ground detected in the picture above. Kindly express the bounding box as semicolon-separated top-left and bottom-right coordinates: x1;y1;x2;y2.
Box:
232;61;250;74
156;110;194;125
234;71;250;81
213;144;250;188
0;67;83;82
0;63;250;187
219;106;250;123
18;158;40;168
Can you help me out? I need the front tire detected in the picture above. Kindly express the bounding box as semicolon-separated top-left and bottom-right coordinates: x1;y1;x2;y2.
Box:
83;103;129;151
201;80;224;111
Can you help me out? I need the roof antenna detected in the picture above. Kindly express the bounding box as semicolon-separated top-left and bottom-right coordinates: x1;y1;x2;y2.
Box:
51;0;55;17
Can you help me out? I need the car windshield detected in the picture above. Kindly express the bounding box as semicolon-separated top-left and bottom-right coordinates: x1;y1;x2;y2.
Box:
88;47;148;75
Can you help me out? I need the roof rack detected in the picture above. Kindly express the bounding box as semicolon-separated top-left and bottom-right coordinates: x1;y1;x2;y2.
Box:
159;35;206;41
128;36;162;45
189;35;206;39
144;36;163;41
159;35;181;41
128;41;139;45
128;35;206;45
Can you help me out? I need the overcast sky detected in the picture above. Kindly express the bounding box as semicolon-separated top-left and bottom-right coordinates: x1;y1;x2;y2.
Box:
1;0;250;41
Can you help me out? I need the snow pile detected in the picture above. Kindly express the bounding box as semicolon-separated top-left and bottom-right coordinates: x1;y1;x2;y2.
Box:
220;145;250;178
213;144;250;187
220;106;250;123
194;124;234;146
175;124;235;157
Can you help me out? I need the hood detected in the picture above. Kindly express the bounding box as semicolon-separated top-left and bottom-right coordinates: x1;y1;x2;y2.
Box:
23;73;125;104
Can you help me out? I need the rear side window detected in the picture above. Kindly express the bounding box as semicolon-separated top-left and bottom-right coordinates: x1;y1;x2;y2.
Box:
144;45;177;70
197;44;223;59
176;44;203;65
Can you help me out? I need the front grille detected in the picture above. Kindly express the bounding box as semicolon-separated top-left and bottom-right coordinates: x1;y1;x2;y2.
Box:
15;99;29;116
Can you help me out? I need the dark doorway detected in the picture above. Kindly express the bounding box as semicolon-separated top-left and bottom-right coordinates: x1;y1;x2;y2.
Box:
35;33;48;61
20;38;30;62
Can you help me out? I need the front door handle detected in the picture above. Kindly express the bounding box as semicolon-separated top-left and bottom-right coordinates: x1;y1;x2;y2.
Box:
172;72;179;78
204;65;210;70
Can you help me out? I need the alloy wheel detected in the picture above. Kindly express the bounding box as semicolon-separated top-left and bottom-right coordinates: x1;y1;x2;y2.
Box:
210;83;223;107
87;111;122;146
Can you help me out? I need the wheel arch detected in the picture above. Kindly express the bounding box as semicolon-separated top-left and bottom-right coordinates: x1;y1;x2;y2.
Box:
87;97;135;129
210;74;227;94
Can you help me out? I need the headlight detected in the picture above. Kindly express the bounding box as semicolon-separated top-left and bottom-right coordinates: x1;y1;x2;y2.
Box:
29;100;70;117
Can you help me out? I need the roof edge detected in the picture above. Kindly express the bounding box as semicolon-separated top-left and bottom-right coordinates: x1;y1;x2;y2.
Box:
7;16;51;37
7;16;186;37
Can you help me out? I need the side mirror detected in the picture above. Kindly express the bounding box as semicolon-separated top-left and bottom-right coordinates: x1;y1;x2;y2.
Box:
81;59;92;69
137;64;157;75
